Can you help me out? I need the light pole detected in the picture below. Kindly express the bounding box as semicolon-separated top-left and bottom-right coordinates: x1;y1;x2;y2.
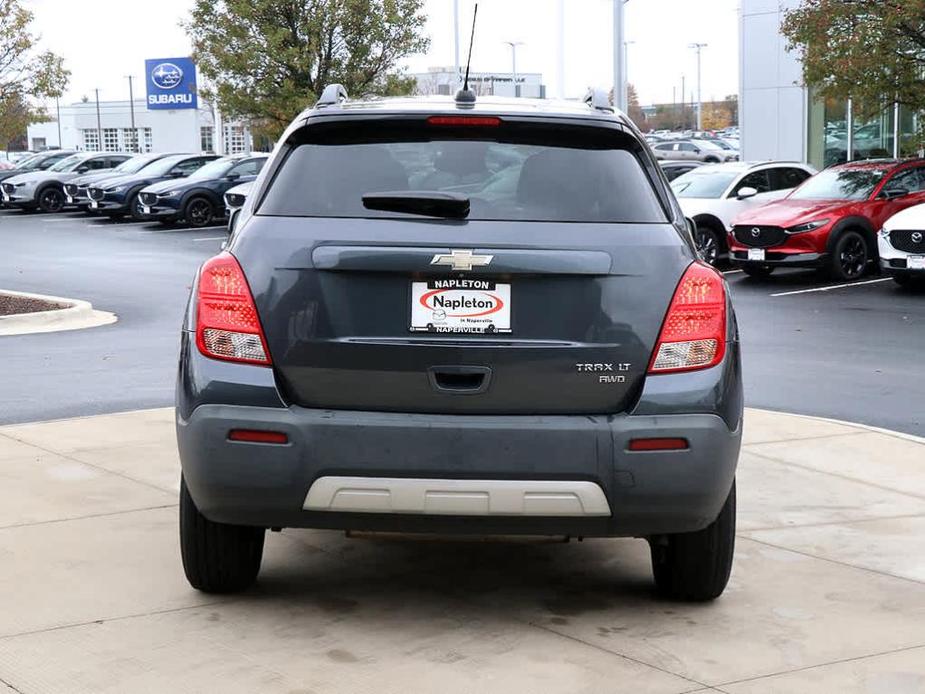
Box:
623;40;635;112
612;0;629;111
94;89;102;152
55;97;62;148
125;76;137;152
690;42;708;131
504;41;524;97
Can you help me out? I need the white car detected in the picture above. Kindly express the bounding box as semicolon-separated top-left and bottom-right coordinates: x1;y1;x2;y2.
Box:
224;180;253;234
671;161;817;265
879;204;925;288
0;152;128;212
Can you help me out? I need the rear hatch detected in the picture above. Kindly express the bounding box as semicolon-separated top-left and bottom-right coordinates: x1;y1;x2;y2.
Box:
233;114;692;415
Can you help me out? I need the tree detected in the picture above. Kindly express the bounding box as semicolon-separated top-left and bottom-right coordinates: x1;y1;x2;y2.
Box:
627;83;647;130
0;0;69;147
781;0;925;115
185;0;430;141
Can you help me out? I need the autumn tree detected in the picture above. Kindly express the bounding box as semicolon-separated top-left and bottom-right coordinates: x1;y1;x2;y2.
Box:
627;83;647;130
781;0;925;115
0;0;69;147
185;0;430;141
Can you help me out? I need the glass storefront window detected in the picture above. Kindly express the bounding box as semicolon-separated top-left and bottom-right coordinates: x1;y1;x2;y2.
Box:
852;104;894;162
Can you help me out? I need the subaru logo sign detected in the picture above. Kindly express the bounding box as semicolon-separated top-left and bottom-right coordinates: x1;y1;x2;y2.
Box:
151;63;183;90
913;232;923;244
145;57;197;110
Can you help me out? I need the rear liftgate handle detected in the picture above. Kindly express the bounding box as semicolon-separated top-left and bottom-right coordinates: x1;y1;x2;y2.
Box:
428;366;493;395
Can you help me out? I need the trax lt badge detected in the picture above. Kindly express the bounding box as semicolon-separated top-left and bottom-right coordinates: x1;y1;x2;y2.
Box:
430;249;494;272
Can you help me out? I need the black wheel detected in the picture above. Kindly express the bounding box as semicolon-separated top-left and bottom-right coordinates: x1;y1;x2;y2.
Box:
179;476;265;593
829;230;869;281
38;187;65;213
695;225;722;266
185;197;214;228
650;481;736;602
741;264;774;278
128;192;146;221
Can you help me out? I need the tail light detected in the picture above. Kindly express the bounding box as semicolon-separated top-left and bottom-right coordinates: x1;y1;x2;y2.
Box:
648;262;726;374
195;252;271;365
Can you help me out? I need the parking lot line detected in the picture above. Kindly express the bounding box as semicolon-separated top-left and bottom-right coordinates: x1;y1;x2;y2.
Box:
771;278;892;297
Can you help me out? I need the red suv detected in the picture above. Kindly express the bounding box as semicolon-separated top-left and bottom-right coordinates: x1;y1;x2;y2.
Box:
730;159;925;280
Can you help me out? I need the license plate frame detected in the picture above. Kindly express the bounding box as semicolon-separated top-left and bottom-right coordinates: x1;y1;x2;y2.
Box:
748;248;766;262
410;279;512;334
90;200;98;209
65;195;74;204
142;205;152;215
908;255;925;270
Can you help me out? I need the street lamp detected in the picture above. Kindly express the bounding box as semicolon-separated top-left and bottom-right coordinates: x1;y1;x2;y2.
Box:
125;75;137;152
503;41;524;97
623;40;635;111
689;42;708;131
612;0;629;111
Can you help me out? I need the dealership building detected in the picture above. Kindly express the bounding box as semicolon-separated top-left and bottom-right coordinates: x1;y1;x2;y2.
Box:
740;0;919;169
27;57;253;155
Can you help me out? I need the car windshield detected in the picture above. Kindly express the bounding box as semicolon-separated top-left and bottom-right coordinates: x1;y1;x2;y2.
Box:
115;155;161;174
14;154;44;169
140;156;189;177
259;123;668;223
789;168;887;201
671;171;739;198
693;140;724;151
48;155;87;172
188;159;234;180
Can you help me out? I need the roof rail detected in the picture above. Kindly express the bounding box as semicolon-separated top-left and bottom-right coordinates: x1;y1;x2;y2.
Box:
316;84;348;108
583;88;614;113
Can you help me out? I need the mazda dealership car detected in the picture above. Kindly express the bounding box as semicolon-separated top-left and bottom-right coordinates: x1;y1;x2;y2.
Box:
1;152;129;212
176;85;743;601
0;150;74;188
65;152;174;210
86;153;219;220
879;204;925;288
659;159;704;182
138;153;268;227
652;140;738;164
672;161;815;265
224;180;253;233
731;159;925;279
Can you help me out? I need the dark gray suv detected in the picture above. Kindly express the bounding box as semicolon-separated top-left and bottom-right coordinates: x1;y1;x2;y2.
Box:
176;85;743;601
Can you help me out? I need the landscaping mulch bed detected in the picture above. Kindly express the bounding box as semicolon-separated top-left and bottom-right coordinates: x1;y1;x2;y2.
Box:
0;293;69;317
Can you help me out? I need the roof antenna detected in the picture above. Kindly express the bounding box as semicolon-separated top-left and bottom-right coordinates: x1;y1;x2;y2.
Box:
455;3;478;105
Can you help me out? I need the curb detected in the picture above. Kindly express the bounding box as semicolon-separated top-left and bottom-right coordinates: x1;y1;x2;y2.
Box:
0;289;117;336
749;407;925;446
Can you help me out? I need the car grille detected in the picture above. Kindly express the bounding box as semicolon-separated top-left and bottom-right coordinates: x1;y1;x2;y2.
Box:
87;187;104;201
139;193;158;206
733;225;787;248
888;229;925;254
1;183;14;195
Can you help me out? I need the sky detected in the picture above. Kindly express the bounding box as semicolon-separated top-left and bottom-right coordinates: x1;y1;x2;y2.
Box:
25;0;740;107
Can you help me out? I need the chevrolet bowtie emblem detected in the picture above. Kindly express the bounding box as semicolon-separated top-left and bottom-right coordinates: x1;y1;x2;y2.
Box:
430;249;494;272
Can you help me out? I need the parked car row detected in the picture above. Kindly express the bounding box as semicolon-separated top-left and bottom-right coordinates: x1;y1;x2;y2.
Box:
663;157;925;287
1;150;266;229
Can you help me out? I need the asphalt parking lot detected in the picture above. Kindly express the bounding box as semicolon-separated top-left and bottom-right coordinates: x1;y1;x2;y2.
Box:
1;208;923;435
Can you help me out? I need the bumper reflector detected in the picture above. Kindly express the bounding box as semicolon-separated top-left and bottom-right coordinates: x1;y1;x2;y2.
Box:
628;437;689;452
228;429;288;444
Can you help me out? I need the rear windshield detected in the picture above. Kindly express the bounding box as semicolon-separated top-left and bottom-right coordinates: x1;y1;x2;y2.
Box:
258;121;667;223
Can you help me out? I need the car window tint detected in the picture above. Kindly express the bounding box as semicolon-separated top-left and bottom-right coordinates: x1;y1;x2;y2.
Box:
732;170;771;195
770;167;811;190
229;159;264;177
679;143;697;152
887;167;925;193
88;158;108;170
260;126;667;223
173;158;207;175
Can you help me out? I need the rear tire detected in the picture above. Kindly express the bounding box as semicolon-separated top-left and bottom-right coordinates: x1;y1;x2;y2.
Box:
179;476;265;593
741;264;774;278
694;225;722;266
828;230;869;281
650;481;736;602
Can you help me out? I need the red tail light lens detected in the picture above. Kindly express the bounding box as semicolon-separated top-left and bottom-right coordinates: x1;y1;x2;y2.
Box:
648;262;726;374
427;116;501;127
195;252;271;365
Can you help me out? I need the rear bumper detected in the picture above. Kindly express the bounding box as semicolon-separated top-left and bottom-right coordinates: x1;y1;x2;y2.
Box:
176;333;743;538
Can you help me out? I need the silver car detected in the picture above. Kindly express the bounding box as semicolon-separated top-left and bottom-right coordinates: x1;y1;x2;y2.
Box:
0;152;129;212
652;140;738;164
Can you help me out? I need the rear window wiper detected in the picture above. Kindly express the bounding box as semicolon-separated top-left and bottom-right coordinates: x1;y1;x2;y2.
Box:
362;191;470;219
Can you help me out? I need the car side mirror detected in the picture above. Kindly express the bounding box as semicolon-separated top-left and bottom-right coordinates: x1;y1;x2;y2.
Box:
737;186;759;200
226;172;241;182
880;186;909;200
692;148;701;154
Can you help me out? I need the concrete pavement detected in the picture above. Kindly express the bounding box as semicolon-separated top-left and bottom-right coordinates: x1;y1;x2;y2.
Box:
1;408;924;693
